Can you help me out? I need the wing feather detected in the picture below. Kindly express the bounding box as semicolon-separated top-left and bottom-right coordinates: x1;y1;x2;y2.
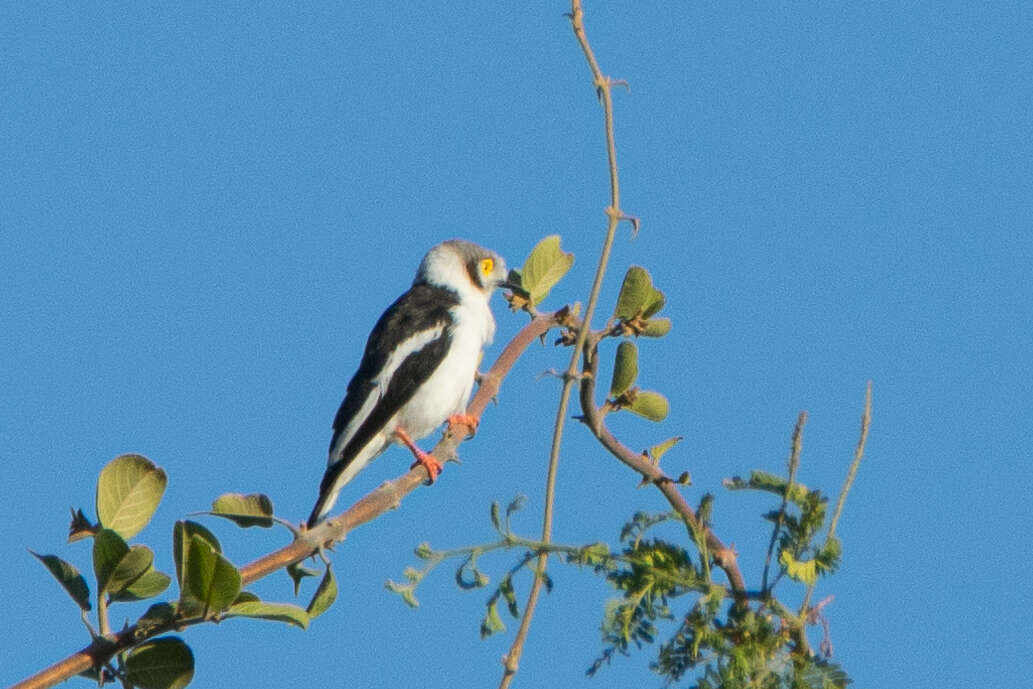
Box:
307;284;458;526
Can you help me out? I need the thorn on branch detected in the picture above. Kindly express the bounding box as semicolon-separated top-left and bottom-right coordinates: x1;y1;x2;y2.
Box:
623;214;641;236
538;368;590;384
610;78;631;92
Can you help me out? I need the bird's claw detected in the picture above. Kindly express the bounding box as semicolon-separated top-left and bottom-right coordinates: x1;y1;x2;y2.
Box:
410;449;443;485
447;413;479;438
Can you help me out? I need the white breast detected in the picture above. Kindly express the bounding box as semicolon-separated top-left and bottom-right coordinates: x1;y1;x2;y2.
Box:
394;296;494;440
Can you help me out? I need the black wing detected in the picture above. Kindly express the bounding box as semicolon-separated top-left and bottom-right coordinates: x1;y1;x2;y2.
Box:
310;284;458;522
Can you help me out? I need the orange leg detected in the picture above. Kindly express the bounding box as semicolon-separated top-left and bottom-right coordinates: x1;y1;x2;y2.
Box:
394;426;442;483
447;413;480;438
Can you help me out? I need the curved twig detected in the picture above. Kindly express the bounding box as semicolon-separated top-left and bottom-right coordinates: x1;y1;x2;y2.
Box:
577;338;748;599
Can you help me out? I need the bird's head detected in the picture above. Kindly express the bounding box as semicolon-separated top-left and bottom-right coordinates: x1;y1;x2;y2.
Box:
415;239;510;299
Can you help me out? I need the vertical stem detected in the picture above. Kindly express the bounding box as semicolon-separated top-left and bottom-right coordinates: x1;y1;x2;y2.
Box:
799;382;872;618
498;3;629;687
762;411;807;594
97;593;109;638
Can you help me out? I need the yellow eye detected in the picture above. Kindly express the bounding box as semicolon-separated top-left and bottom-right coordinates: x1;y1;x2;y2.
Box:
480;258;494;274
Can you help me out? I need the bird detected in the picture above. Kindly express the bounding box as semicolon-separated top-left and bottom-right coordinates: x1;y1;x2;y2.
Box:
306;239;510;527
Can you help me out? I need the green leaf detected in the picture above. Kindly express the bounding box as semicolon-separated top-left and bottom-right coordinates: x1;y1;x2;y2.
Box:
610;340;639;397
614;266;652;320
642;287;666;319
67;507;95;543
124;636;194;689
627;391;669;422
30;551;91;611
306;566;337;619
800;659;853;688
228;599;310;630
286;560;319;597
95;454;167;540
640;317;672;338
138;603;177;634
520;235;574;306
779;549;818;585
648;436;683;463
499;576;519;618
209;493;274;528
181;535;241;616
480;600;506;638
110;568;172;602
490;501;502;532
173;521;221;591
105;545;156;596
816;536;842;575
93;528;130;593
723;471;809;502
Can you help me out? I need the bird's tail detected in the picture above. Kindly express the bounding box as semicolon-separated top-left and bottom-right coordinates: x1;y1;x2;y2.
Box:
306;489;334;528
306;445;375;528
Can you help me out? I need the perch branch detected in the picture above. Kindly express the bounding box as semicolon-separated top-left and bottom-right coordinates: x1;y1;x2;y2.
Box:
8;312;561;689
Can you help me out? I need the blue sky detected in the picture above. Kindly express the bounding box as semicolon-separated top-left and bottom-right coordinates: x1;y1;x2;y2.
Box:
2;3;1031;688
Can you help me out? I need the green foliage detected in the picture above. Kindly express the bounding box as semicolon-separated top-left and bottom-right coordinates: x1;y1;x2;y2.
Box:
92;528;133;593
507;235;574;308
138;603;177;635
305;565;338;619
647;437;682;464
124;637;194;689
613;266;668;336
31;551;91;611
172;520;221;591
96;454;167;540
112;568;173;602
227;594;309;630
209;493;275;528
490;494;527;538
626;390;670;422
587;515;705;677
610;340;638;397
29;453;318;689
180;535;242;618
480;600;506;638
639;316;672;337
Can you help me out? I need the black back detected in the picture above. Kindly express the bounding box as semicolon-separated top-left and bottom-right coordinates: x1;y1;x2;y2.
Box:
314;283;459;512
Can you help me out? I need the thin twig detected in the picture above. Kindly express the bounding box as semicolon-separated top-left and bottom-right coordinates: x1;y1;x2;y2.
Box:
798;382;872;640
826;381;872;542
762;412;807;594
497;3;631;687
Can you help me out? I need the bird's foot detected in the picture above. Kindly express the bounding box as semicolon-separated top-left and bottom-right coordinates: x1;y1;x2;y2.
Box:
409;448;443;484
447;413;479;438
395;426;443;484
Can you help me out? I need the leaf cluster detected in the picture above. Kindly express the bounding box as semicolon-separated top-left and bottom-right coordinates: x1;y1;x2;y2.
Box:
726;471;841;587
590;505;851;689
31;454;332;689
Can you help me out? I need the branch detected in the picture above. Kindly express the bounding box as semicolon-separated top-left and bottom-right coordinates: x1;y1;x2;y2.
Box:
8;311;561;689
498;3;633;686
577;337;748;599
